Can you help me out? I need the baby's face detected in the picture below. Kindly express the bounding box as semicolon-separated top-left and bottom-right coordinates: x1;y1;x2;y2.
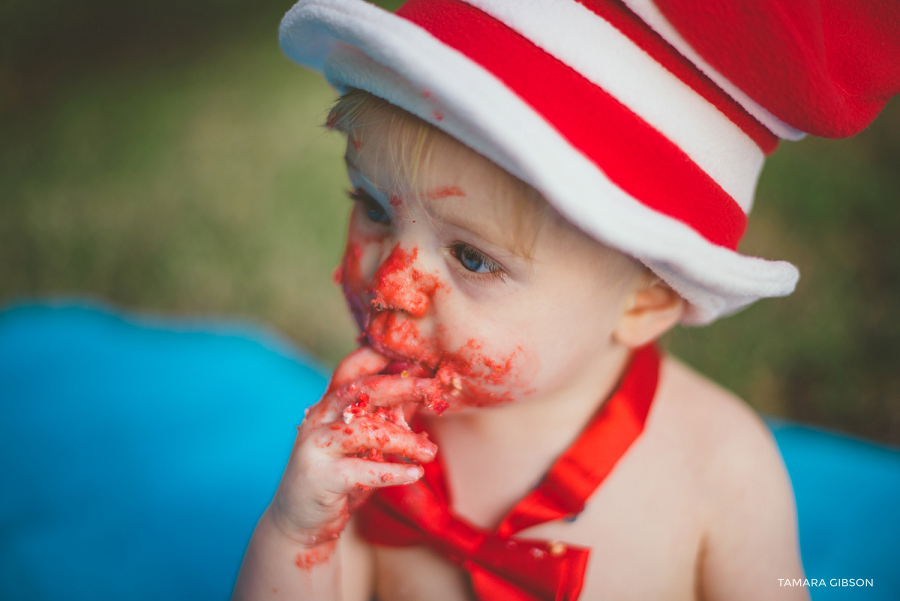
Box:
336;119;644;414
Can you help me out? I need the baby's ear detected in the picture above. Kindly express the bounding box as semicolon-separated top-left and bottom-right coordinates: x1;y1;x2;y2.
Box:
613;276;684;348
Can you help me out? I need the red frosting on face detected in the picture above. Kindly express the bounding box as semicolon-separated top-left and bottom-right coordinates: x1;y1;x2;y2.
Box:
368;245;444;319
336;242;368;331
427;185;465;199
363;304;521;412
380;360;433;377
336;226;525;412
432;339;519;409
366;311;441;368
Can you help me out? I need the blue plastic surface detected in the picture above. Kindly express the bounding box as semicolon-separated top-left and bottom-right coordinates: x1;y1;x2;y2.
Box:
0;302;329;601
1;302;898;600
769;421;900;599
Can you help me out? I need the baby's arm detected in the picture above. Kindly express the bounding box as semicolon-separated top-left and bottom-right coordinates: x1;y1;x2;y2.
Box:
232;347;438;601
698;405;808;601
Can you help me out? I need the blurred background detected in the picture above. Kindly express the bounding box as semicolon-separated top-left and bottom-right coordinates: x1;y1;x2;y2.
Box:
2;0;898;445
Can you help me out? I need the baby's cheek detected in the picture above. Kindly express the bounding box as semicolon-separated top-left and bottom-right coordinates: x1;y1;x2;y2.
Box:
434;340;537;409
334;219;391;331
334;241;368;331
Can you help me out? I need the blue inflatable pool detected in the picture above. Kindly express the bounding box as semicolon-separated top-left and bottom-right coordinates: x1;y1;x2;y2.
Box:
1;303;897;600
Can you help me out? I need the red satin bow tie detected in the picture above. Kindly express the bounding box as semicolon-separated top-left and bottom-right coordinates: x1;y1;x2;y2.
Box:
357;345;660;601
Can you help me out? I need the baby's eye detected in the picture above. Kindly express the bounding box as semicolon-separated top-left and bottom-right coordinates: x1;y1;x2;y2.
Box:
450;243;503;277
348;188;390;225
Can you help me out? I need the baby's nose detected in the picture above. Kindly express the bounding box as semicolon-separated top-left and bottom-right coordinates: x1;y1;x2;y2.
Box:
367;244;442;318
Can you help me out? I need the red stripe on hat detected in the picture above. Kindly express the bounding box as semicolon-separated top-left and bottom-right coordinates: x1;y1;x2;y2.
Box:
397;0;747;250
576;0;778;154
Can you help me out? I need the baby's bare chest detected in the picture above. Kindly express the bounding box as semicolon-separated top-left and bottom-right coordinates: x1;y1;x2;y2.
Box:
371;460;707;601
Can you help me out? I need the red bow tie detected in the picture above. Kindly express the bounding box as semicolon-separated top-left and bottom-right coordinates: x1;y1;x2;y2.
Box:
357;345;660;601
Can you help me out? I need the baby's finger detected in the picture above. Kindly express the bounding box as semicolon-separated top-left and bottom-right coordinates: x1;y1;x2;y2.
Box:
336;457;425;489
329;346;391;391
336;374;441;412
337;416;437;461
304;348;393;426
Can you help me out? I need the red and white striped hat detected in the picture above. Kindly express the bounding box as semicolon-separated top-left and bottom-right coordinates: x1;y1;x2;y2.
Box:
279;0;900;324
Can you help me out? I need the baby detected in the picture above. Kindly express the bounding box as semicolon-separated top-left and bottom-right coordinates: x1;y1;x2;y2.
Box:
233;0;899;599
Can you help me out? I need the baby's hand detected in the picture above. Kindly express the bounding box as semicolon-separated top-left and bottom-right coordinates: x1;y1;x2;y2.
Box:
266;346;439;547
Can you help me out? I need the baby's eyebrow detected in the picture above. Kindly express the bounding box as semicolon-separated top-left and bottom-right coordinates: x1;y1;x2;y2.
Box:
340;154;527;259
428;200;529;261
424;185;466;200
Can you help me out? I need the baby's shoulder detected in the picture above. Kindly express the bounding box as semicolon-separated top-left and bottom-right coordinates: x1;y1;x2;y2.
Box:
648;354;788;497
634;360;806;600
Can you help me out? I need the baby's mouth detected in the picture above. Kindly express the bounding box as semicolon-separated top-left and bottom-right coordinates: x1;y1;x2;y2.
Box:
363;310;442;374
365;334;438;378
362;335;449;415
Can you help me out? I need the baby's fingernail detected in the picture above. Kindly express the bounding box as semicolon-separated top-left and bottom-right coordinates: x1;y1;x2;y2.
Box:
407;466;423;480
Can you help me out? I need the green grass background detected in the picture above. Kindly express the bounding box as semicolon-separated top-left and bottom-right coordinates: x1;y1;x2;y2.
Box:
2;0;898;444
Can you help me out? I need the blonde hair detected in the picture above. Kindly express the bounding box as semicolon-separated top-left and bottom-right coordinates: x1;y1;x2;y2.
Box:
327;89;552;258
